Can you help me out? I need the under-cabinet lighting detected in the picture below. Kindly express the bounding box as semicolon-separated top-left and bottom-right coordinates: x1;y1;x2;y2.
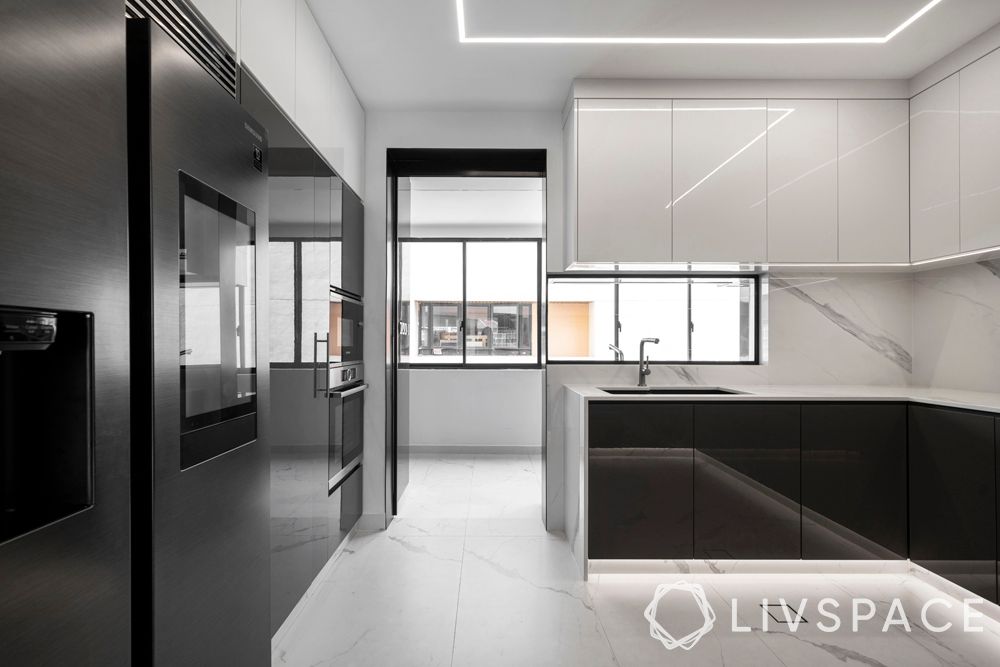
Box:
456;0;946;45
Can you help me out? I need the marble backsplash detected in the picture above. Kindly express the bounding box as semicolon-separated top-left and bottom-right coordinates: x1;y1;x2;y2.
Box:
913;259;1000;394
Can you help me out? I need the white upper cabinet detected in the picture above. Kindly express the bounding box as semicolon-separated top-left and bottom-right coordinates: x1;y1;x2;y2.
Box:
240;0;296;117
576;99;671;263
837;100;909;263
672;100;767;263
295;0;334;156
189;0;237;50
911;75;960;261
766;99;838;263
960;49;1000;252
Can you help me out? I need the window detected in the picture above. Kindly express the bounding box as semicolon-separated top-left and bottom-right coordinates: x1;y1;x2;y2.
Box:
400;240;540;367
547;275;759;364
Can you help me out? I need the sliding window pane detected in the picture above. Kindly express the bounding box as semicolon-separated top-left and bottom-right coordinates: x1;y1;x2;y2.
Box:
618;280;688;361
465;242;538;363
690;277;756;362
547;279;616;361
400;242;463;364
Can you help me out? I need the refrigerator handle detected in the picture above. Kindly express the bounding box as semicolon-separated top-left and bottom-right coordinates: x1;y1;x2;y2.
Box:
313;332;329;398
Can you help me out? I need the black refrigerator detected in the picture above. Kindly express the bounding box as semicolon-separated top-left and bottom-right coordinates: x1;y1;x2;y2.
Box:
0;1;132;664
127;10;270;666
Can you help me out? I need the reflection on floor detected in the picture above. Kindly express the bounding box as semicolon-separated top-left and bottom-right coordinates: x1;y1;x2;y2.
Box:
273;454;1000;666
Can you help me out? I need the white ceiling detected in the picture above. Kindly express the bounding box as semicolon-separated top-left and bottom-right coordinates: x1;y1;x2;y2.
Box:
307;0;1000;110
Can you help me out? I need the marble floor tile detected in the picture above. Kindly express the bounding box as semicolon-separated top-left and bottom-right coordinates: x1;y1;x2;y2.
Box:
275;532;465;667
274;454;1000;667
451;536;617;667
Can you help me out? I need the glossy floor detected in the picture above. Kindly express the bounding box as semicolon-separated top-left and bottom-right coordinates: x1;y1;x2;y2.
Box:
273;453;1000;666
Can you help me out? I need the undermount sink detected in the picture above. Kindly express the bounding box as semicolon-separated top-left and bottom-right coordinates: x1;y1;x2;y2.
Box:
599;386;745;395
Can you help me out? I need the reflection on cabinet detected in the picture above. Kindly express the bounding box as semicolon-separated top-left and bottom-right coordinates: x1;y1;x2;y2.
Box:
911;75;961;262
960;48;1000;252
340;186;365;297
838;100;909;263
588;402;693;559
589;448;693;558
693;404;800;559
766;100;838;263
909;405;997;603
576;99;671;263
672;100;767;262
801;403;907;559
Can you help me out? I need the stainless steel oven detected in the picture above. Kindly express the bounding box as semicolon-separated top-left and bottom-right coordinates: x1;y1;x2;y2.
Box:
328;367;365;493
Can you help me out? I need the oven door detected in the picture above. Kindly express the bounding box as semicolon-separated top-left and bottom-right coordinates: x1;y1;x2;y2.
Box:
329;288;363;367
328;381;365;492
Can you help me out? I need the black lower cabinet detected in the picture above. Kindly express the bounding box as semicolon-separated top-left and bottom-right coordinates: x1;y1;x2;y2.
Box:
588;403;693;559
693;403;800;558
801;403;908;559
909;405;997;603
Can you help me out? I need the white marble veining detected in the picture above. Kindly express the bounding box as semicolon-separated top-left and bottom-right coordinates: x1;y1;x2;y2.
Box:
914;260;1000;394
274;454;1000;666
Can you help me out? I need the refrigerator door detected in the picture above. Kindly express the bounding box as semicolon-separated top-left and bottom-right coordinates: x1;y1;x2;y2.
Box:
0;1;132;664
128;19;270;665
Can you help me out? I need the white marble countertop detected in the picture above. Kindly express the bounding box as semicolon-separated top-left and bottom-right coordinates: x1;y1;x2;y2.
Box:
565;384;1000;415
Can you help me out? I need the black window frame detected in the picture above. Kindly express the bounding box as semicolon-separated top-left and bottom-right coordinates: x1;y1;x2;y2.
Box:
545;272;762;365
398;237;542;369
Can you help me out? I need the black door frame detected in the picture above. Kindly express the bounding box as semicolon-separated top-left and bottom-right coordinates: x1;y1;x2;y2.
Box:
384;148;547;520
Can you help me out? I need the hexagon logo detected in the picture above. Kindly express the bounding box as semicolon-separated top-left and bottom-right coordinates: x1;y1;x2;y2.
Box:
643;581;717;651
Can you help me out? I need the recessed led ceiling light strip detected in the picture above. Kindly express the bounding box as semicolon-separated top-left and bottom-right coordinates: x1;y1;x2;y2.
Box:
456;0;946;45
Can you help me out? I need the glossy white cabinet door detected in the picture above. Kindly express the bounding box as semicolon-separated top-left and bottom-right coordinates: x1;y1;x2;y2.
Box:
295;0;333;154
189;0;237;50
960;49;1000;252
576;99;671;263
911;75;960;261
241;0;297;117
766;100;838;263
838;100;909;263
562;102;578;269
673;100;767;262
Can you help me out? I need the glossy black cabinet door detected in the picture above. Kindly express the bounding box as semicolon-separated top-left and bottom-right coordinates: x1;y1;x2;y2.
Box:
693;403;800;558
589;448;693;558
588;402;693;558
909;405;997;603
589;401;694;449
801;403;907;559
341;186;364;298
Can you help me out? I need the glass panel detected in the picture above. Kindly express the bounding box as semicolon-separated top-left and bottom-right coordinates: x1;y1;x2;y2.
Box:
545;276;759;363
179;177;256;431
691;277;756;362
547;279;616;361
464;242;538;364
400;242;463;364
405;177;545;239
618;279;688;361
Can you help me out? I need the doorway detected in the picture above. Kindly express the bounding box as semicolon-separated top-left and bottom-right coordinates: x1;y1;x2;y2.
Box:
385;149;547;524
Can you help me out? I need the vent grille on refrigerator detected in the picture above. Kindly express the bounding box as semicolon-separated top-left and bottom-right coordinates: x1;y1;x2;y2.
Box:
126;0;237;98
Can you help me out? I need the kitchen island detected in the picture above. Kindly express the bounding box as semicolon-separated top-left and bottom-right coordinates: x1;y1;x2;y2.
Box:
564;384;1000;606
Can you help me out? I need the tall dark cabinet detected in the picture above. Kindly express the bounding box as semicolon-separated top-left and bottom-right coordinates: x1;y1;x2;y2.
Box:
801;403;908;559
240;71;364;635
909;404;997;603
693;403;801;559
0;1;132;664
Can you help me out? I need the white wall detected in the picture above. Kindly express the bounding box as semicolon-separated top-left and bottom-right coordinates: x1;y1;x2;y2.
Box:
362;110;563;525
399;370;542;449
